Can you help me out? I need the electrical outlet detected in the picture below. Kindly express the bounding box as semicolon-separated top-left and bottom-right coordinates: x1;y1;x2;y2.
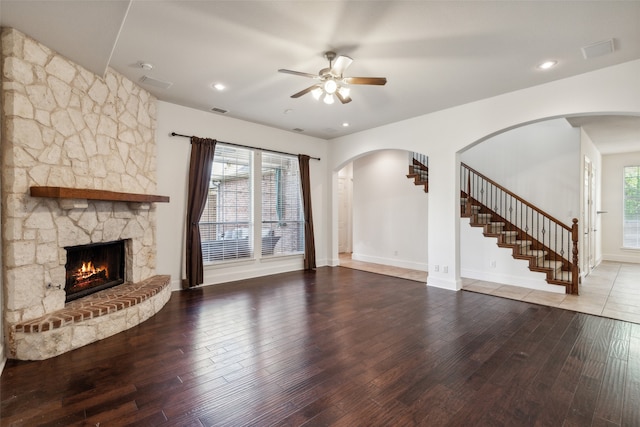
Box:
443;266;448;273
434;265;439;272
394;250;398;256
490;260;496;268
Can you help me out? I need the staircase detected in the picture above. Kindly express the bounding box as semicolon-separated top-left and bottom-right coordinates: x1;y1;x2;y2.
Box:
407;152;428;192
461;163;579;295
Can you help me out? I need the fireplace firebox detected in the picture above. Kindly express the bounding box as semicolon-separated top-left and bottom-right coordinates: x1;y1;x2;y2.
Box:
65;240;126;302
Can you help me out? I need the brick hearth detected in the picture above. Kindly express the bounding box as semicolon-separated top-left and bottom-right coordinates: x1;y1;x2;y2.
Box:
10;275;171;360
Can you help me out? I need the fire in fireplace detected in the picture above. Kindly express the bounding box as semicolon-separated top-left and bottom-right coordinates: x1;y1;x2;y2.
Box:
65;240;126;302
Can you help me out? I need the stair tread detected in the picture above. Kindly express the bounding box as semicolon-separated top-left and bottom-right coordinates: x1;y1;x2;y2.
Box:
522;250;548;256
540;260;564;267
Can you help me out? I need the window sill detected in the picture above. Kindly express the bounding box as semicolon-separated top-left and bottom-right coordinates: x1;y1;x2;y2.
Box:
203;253;303;269
260;253;304;263
204;257;256;269
621;246;640;252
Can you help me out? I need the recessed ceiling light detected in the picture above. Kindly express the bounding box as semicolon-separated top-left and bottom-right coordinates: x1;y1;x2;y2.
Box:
342;122;350;127
212;83;226;91
138;62;153;71
537;60;557;70
284;109;293;114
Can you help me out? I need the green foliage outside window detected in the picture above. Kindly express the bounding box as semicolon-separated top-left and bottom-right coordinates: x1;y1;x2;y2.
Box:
623;166;640;248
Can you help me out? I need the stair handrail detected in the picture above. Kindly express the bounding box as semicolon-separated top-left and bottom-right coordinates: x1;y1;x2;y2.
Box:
461;162;579;294
462;163;571;231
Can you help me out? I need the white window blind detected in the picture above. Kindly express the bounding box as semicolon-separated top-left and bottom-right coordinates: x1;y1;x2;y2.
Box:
200;145;253;262
261;152;304;256
624;165;640;248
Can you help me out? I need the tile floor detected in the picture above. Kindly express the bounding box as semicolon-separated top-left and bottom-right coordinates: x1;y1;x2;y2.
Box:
338;253;640;324
338;254;428;282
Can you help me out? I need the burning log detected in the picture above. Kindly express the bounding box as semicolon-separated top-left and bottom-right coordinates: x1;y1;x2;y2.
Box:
70;262;109;288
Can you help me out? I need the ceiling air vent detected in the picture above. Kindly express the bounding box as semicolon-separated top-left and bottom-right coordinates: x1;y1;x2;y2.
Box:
210;107;228;114
292;128;304;132
138;75;173;89
581;39;615;59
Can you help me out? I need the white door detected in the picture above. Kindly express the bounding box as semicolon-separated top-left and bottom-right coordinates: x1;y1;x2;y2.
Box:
583;157;595;275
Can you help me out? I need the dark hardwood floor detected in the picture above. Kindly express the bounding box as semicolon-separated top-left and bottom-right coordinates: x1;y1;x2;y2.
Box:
2;267;639;426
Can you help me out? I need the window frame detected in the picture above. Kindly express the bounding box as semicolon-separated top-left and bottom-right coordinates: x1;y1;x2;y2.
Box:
623;165;640;249
200;144;254;263
260;152;305;258
199;145;305;265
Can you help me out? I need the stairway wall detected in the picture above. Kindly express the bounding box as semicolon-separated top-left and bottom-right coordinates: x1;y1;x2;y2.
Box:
460;119;580;224
460;218;566;293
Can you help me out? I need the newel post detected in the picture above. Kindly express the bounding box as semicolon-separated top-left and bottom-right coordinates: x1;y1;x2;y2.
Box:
571;218;580;295
465;168;472;216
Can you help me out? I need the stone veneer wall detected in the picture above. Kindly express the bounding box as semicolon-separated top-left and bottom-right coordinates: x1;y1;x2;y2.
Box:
1;28;159;341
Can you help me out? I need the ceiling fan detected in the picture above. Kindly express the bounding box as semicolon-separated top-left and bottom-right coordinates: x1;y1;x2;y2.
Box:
278;51;387;104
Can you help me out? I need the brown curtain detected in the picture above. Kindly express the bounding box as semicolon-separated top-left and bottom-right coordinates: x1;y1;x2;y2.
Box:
298;154;316;270
184;137;217;288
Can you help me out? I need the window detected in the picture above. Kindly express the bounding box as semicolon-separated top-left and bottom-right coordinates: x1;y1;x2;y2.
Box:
261;153;304;256
624;166;640;248
199;145;304;263
200;145;252;262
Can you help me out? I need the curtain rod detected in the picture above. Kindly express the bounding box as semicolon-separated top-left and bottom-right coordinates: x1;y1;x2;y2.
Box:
170;132;321;161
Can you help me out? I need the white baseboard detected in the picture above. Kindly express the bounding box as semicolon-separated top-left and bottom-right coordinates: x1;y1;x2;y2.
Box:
602;253;640;264
351;253;428;271
426;276;460;291
170;278;183;292
461;268;565;294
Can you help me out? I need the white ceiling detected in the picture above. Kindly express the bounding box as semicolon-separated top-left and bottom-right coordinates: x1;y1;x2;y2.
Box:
1;0;640;151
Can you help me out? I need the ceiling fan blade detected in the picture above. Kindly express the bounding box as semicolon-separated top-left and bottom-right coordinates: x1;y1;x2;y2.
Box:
336;92;352;104
331;55;353;76
291;85;320;98
278;69;319;79
343;77;387;85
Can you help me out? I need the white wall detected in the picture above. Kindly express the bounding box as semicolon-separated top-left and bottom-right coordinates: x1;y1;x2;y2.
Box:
460;119;581;223
352;150;428;271
155;101;328;290
601;151;640;263
328;59;640;291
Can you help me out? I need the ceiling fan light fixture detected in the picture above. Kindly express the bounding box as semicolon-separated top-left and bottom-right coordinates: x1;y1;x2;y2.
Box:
311;87;323;100
324;79;338;94
338;86;350;98
279;52;387;105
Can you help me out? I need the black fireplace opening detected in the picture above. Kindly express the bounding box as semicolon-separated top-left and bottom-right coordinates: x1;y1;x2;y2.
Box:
65;240;126;302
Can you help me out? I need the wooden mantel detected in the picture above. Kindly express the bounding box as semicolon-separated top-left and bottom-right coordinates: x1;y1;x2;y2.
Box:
30;186;170;203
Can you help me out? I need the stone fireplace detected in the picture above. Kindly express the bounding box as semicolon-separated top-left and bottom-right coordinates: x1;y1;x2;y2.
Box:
1;28;171;360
